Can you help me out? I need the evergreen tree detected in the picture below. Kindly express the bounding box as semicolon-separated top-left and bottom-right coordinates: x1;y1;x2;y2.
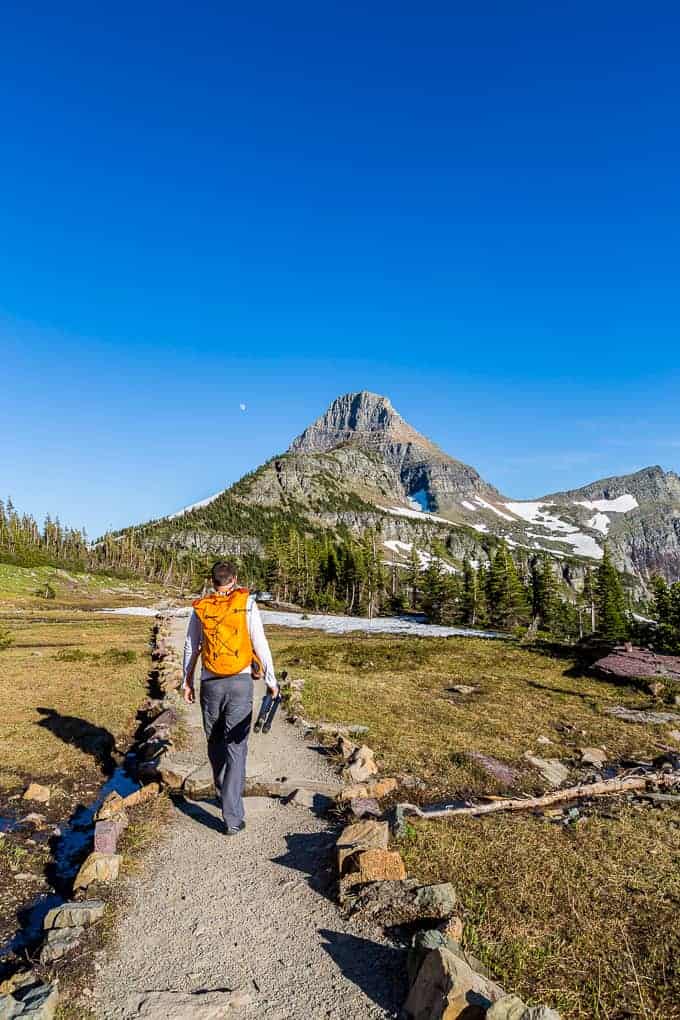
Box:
487;541;530;629
595;545;628;640
530;555;559;632
460;558;478;626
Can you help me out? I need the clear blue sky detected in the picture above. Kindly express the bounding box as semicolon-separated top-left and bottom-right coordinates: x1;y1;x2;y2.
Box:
1;2;678;537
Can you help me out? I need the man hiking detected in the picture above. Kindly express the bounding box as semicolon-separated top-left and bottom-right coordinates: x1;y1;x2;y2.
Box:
182;561;278;835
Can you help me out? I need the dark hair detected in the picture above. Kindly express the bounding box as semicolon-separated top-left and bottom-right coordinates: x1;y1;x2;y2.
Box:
211;561;238;587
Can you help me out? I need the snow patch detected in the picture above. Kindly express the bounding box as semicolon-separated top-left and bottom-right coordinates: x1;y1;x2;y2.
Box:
469;522;489;533
380;505;451;524
586;512;610;535
166;491;224;520
472;497;516;522
103;605;504;638
503;501;575;533
575;494;638;513
461;500;476;511
384;539;457;574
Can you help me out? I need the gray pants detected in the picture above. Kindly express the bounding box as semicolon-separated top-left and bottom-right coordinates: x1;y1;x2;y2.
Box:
199;674;253;830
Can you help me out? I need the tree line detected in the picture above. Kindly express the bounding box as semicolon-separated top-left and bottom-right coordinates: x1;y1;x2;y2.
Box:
1;495;650;644
0;498;194;587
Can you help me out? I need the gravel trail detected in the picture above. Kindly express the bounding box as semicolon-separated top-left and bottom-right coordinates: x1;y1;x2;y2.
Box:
94;617;405;1019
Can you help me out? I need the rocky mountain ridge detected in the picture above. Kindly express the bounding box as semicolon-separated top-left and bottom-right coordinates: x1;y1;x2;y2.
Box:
141;391;680;587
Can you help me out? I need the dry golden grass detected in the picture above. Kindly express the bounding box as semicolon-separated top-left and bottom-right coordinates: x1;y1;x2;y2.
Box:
267;628;680;1019
270;631;674;797
0;613;152;790
401;809;680;1020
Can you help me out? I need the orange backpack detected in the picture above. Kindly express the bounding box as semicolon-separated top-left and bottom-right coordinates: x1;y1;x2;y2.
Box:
192;589;255;677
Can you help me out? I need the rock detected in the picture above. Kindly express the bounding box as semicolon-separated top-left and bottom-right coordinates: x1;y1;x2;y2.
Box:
579;747;607;768
22;784;50;805
124;988;254;1018
94;814;127;855
468;753;518;787
338;777;398;801
594;646;680;683
40;927;83;963
337;735;358;761
143;708;178;734
0;981;59;1019
407;929;459;986
606;706;680;725
669;729;680;742
341;848;406;891
347;745;379;783
349;797;382;818
94;791;125;821
347;880;457;926
182;763;214;799
336;819;389;873
448;684;476;695
43;899;105;929
73;852;121;891
487;995;561;1019
121;783;160;809
524;754;569;788
287;789;333;814
403;947;504;1019
536;735;553;746
158;754;204;790
414;883;458;919
21;813;46;827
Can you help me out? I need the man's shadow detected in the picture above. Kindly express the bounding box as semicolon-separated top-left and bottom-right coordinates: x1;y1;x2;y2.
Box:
35;707;117;775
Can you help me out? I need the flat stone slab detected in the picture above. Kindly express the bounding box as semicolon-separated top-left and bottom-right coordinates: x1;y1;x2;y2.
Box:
606;706;680;725
123;988;253;1018
524;753;569;788
43;899;105;929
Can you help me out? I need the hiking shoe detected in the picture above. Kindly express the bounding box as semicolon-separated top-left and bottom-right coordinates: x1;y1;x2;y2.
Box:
224;821;246;836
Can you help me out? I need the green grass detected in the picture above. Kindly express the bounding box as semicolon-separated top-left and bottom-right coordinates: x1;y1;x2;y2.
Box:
0;561;161;610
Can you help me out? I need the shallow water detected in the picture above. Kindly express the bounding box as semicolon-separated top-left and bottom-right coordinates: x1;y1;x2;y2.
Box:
0;762;139;965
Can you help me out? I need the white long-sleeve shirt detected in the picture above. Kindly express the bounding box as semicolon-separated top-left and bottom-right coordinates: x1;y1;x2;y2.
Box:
182;595;277;690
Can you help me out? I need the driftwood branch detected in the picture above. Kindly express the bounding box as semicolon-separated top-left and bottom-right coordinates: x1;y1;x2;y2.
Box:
400;772;680;821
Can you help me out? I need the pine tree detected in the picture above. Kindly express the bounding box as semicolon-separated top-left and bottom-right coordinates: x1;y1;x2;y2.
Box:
487;542;530;630
460;558;478;626
595;546;628;641
530;555;559;632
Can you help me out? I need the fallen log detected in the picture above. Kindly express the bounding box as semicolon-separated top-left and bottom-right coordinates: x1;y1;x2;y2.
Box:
398;771;680;821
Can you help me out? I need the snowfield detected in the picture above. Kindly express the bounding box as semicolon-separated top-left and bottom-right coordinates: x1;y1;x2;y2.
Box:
380;504;451;524
575;494;639;513
102;605;504;638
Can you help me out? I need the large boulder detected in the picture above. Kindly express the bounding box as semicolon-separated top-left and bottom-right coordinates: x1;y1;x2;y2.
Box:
403;947;504;1019
594;646;680;683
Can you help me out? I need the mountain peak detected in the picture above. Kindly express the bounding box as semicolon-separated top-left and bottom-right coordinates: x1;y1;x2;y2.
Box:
289;391;434;455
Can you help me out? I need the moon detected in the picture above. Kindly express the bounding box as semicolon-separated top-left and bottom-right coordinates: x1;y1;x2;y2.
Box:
239;403;247;412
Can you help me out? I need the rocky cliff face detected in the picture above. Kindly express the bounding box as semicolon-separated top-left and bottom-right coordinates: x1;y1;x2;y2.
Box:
290;391;500;511
139;391;680;587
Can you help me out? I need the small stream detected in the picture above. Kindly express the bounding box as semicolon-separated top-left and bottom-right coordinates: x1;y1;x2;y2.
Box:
0;760;140;966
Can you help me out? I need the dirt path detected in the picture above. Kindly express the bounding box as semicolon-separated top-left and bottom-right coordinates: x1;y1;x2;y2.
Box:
94;617;404;1019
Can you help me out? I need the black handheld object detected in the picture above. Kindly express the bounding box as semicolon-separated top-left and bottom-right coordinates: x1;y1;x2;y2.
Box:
253;670;287;734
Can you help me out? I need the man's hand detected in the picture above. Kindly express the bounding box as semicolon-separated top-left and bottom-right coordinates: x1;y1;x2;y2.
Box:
267;682;279;700
183;681;195;704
